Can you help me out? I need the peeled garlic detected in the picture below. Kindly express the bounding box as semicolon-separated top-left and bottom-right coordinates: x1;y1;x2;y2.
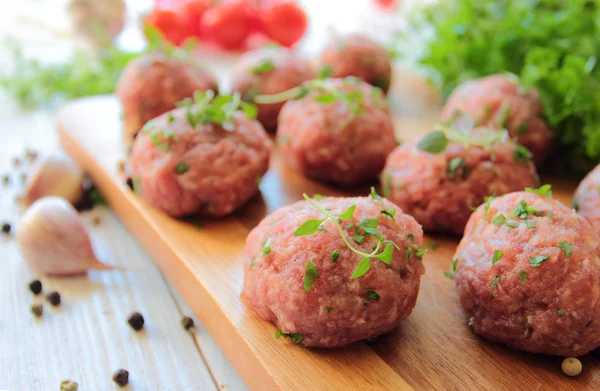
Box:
17;197;117;276
22;155;84;207
67;0;126;46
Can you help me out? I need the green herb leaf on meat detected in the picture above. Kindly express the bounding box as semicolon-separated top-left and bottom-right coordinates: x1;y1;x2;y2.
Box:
447;157;465;179
514;145;533;163
524;221;536;228
175;162;189;174
373;243;394;264
491;250;503;267
491;214;506;226
262;246;271;255
330;249;340;263
370;186;383;201
444;259;458;279
519;270;528;282
350;257;371;279
529;255;550;267
335;205;356;220
417;130;449;154
525;184;553;198
317;64;333;79
366;290;380;301
251;59;275;74
381;208;396;220
491;274;501;289
276;330;304;344
294;219;326;236
303;260;320;291
557;241;573;257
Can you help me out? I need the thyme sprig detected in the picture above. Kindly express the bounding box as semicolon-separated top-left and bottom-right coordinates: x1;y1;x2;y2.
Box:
294;194;400;279
176;90;257;130
418;125;509;154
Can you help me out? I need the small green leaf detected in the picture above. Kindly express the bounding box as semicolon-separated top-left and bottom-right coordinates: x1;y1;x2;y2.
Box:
557;241;572;257
315;93;337;104
529;255;550;267
350;257;371;279
491;214;506;226
370;186;383;201
167;113;176;124
330;249;340;263
353;234;367;244
415;248;427;259
447;157;465;179
428;241;439;250
525;184;552;197
452;259;458;272
303;260;320;291
381;208;396;220
491;274;501;288
317;64;333;79
417;131;449;154
325;306;333;313
366;289;380;301
519;270;527;282
360;218;379;229
175;162;189;174
294;219;325;236
335;205;356;220
313;194;326;200
373;243;393;264
262;246;271;255
524;221;536;228
517;123;529;136
275;330;283;339
251;58;275;74
514;144;532;162
405;247;413;260
505;221;519;228
241;102;258;119
492;250;503;266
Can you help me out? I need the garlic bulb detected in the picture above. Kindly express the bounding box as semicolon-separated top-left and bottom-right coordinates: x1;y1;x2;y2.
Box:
22;155;85;207
17;197;117;276
67;0;127;46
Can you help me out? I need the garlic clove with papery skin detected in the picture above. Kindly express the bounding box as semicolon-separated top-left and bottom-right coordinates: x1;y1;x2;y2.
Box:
17;197;118;277
22;155;85;207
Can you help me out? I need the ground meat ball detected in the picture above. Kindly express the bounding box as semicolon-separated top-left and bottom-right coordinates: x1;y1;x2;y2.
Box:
441;74;553;164
454;192;600;356
574;164;600;234
277;78;396;186
319;34;392;93
129;108;272;217
381;130;538;235
117;52;219;148
231;46;315;131
242;196;425;348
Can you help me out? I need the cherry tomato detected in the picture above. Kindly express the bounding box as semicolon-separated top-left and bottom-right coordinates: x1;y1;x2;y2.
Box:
176;0;211;36
200;2;253;50
145;9;189;45
261;2;307;47
373;0;399;10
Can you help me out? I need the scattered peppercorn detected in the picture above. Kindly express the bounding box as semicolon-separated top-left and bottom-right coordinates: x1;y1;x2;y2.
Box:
29;280;42;295
126;177;134;191
25;149;38;162
2;175;9;186
47;291;61;306
30;303;43;317
117;160;126;175
60;380;79;391
561;357;582;377
12;157;21;167
91;215;101;226
20;173;27;184
112;369;129;387
127;312;145;331
1;223;11;234
181;316;194;331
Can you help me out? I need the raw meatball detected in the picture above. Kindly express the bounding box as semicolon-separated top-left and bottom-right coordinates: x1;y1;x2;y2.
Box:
231;46;315;131
574;164;600;234
441;74;552;164
454;191;600;356
129;107;272;217
381;129;538;235
242;196;425;348
277;77;396;186
319;34;392;93
117;52;219;148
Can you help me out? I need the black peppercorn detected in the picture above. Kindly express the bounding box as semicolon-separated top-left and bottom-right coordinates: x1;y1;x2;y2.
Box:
181;316;194;331
112;369;129;386
126;177;134;191
47;291;61;306
29;280;42;295
31;303;43;317
127;312;144;331
1;223;11;234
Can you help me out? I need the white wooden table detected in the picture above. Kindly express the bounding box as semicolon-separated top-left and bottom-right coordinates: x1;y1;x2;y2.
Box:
0;0;420;389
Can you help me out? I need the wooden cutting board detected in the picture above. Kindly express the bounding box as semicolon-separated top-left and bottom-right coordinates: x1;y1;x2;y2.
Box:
56;70;600;390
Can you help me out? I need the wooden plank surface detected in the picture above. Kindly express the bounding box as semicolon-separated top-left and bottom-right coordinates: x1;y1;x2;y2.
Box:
0;99;248;390
55;69;600;390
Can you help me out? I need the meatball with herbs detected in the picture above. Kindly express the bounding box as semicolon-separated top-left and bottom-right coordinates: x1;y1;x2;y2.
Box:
441;74;552;164
231;46;315;131
129;93;272;217
276;77;396;186
318;33;392;93
117;51;219;148
574;163;600;235
242;195;425;348
454;190;600;357
381;128;538;235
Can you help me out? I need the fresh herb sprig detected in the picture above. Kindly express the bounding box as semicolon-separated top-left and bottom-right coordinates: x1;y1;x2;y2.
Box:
294;194;402;279
417;125;509;154
176;90;257;130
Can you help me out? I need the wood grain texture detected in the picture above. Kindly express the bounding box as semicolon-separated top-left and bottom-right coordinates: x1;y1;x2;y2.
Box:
56;69;600;390
0;99;247;390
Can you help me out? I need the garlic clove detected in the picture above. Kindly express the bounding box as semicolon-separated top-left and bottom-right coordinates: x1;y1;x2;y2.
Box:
16;196;120;276
23;155;85;207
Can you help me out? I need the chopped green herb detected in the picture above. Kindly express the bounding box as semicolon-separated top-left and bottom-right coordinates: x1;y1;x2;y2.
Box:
370;186;383;201
415;248;427;259
317;64;333;79
505;221;519;228
251;59;275;74
407;233;415;241
557;241;573;257
353;234;367;244
373;243;394;264
330;249;340;263
524;221;536;228
557;309;566;317
492;250;503;266
447;157;465;179
350;257;371;279
276;330;304;344
363;302;369;307
491;214;506;226
405;247;413;260
525;184;552;198
150;132;169;152
511;199;542;219
529;255;550;267
313;194;326;200
491;274;501;289
167;112;175;124
366;290;380;301
497;102;511;128
445;259;458;279
262;246;271;255
428;241;439;250
175;162;189;174
381;208;396;220
294;219;326;236
517;123;529;136
303;260;320;292
519;270;527;282
483;195;496;219
335;205;356;220
326;306;333;313
417;130;449;154
514;144;533;162
176;91;258;130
